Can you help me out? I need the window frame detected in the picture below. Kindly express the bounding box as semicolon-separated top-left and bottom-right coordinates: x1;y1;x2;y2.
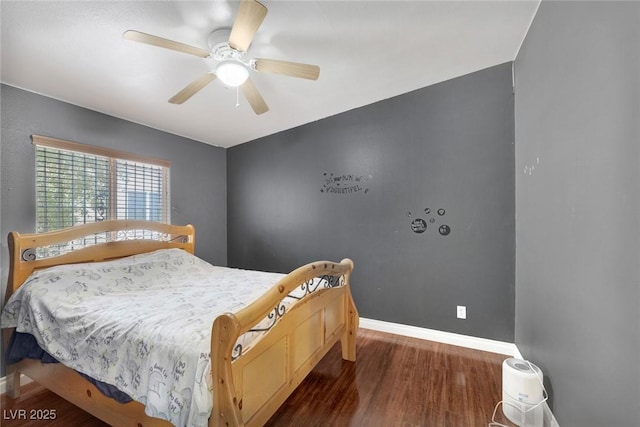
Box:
32;134;171;232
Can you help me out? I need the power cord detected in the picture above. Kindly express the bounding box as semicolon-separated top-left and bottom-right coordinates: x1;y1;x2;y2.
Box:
488;359;548;427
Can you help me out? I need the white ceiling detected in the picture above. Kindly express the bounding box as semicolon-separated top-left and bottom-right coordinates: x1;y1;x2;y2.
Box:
1;0;539;148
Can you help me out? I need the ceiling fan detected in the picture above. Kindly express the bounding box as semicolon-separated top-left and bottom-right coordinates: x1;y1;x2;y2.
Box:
123;0;320;115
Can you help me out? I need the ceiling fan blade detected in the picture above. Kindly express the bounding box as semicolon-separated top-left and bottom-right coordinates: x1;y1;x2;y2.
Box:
228;0;268;52
169;73;217;104
240;78;269;115
253;58;320;80
123;30;210;58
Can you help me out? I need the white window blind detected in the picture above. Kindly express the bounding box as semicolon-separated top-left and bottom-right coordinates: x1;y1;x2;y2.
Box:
115;159;166;222
36;146;111;230
34;135;170;244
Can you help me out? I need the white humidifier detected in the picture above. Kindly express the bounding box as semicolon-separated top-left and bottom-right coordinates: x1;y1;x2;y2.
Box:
502;358;544;427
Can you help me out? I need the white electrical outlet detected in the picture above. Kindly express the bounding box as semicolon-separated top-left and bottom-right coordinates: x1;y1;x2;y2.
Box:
457;305;467;319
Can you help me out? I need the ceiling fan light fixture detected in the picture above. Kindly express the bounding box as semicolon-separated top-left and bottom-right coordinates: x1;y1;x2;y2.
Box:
216;60;249;87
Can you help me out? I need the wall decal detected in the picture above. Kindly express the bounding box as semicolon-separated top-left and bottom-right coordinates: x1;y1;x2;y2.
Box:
321;172;370;195
411;218;427;234
405;207;452;237
438;225;451;236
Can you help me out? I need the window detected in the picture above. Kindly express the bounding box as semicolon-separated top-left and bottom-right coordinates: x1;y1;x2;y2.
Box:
34;135;170;237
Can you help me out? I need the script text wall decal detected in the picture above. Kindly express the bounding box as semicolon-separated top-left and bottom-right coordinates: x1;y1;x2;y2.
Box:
321;172;371;195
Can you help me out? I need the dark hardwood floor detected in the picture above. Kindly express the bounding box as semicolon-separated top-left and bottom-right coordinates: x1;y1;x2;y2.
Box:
1;329;517;426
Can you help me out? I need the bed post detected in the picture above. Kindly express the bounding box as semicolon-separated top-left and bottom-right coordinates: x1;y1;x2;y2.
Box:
210;313;243;427
3;232;21;398
5;232;19;306
2;330;21;398
339;258;359;361
341;293;359;362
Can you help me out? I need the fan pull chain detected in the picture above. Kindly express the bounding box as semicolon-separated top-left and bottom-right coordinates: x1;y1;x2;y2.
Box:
236;86;240;108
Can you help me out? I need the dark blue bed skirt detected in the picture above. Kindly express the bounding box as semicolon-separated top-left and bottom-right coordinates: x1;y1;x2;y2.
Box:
6;331;133;404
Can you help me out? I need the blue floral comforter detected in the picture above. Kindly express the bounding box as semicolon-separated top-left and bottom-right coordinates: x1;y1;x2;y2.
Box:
0;248;288;426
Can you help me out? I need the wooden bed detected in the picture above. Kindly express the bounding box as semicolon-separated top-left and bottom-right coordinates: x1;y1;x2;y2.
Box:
2;220;359;427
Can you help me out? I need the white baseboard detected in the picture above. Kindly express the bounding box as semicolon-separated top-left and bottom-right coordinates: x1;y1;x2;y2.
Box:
0;374;32;395
359;317;520;356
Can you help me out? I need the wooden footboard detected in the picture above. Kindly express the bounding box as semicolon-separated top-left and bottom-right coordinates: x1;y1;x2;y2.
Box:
211;259;358;427
2;220;358;427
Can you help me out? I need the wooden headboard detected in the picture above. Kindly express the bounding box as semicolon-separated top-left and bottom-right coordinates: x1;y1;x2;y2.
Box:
5;220;195;302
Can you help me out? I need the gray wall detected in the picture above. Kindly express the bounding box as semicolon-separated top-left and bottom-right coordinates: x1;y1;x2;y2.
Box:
1;84;228;373
514;2;640;426
228;63;515;342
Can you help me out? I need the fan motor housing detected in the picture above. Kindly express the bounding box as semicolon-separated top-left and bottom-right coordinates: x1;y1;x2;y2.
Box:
207;28;247;63
207;27;232;50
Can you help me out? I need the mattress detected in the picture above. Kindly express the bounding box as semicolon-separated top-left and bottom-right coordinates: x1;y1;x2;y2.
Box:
1;248;302;427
